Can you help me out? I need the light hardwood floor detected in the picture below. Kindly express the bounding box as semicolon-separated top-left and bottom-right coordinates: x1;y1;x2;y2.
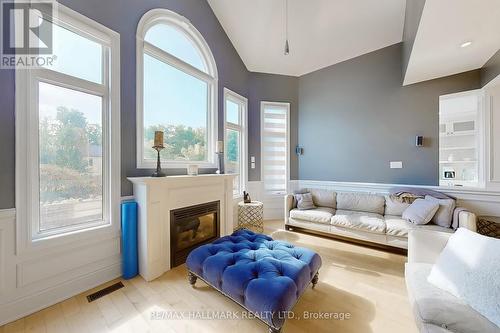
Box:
0;220;418;333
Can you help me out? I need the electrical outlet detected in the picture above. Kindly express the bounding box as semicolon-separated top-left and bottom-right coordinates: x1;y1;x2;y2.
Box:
251;162;255;169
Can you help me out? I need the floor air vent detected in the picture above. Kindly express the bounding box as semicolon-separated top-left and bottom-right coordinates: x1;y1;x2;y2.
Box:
86;281;124;302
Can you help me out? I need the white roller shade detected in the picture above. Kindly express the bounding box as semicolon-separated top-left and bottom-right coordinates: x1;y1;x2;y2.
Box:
261;103;289;195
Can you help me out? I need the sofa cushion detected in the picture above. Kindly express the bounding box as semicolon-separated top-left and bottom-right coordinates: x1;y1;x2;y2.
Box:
309;189;336;209
405;263;499;333
336;192;385;214
425;195;455;228
384;195;411;216
331;210;386;234
385;216;453;238
289;207;335;224
427;228;500;327
402;199;440;225
294;192;316;210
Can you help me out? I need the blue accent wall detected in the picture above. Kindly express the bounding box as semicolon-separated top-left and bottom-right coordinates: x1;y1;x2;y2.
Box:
298;43;481;185
0;0;298;208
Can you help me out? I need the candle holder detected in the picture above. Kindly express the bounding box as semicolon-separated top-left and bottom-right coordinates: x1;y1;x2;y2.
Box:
216;152;224;174
152;145;166;177
215;140;224;174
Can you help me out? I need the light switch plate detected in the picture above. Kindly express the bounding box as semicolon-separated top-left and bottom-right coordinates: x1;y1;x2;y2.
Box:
251;162;256;169
390;161;403;169
251;156;255;163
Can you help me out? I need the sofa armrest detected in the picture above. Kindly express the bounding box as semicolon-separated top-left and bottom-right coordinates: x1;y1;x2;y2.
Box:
408;230;452;264
284;194;294;224
457;209;477;232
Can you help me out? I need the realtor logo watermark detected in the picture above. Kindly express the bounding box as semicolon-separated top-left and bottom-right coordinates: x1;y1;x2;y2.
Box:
1;0;56;68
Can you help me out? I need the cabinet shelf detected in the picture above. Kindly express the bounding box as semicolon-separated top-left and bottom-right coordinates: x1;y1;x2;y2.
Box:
439;160;477;164
440;146;475;151
439;131;476;137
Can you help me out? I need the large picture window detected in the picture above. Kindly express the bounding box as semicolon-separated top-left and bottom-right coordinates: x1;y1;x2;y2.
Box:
224;89;248;196
16;5;120;243
137;9;218;168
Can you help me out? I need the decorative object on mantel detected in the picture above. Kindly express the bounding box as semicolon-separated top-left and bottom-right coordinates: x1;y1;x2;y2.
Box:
477;216;500;239
187;164;199;176
237;200;264;233
152;131;166;177
243;191;251;203
215;140;224;174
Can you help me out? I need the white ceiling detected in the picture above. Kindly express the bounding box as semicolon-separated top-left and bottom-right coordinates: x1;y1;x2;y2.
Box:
404;0;500;85
208;0;406;77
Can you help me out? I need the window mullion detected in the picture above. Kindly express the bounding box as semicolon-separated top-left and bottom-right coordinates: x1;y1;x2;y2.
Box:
143;42;214;83
34;68;107;97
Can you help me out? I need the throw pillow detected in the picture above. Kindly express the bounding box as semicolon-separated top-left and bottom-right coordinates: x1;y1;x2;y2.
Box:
385;195;411;216
425;195;455;228
294;192;316;210
402;198;439;225
427;228;500;327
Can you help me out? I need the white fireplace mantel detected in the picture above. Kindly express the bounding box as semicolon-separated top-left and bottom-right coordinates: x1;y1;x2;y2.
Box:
128;174;237;281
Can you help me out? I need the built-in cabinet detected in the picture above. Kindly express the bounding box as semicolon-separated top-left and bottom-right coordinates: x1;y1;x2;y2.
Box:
439;78;500;191
485;80;500;189
439;90;482;187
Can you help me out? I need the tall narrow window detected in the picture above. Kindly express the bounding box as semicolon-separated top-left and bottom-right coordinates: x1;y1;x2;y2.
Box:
261;102;290;195
137;9;218;168
16;5;120;241
439;90;484;188
224;89;247;196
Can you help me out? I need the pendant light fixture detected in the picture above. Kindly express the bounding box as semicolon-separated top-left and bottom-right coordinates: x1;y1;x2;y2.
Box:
284;0;290;55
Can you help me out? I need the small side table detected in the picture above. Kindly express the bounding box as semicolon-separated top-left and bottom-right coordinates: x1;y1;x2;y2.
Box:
237;201;264;233
477;216;500;239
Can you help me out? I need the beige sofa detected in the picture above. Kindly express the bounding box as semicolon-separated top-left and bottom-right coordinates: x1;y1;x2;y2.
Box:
406;230;498;332
284;189;477;249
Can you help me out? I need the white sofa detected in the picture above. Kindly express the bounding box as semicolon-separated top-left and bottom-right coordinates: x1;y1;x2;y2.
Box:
406;230;499;333
284;189;477;249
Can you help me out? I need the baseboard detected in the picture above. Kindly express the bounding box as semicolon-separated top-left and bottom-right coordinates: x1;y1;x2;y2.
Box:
0;261;121;325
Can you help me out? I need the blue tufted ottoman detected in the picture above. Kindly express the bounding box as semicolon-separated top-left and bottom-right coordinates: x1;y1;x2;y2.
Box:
186;229;322;333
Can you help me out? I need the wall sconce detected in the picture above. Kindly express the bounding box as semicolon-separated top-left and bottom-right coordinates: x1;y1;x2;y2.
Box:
415;136;424;147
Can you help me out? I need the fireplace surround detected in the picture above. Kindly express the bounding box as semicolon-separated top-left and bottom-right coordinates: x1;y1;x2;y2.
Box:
128;174;236;281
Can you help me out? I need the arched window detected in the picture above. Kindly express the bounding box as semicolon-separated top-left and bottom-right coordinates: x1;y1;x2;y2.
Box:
136;9;218;168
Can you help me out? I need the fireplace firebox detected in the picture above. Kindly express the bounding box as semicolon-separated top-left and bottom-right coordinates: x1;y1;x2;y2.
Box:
170;201;220;267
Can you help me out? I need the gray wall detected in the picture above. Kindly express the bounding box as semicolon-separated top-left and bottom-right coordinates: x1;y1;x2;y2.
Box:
298;43;481;185
247;73;299;181
481;49;500;87
56;0;250;197
0;0;297;208
402;0;426;79
0;68;15;209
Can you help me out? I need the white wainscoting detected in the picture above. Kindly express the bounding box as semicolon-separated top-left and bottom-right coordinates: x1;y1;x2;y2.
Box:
247;181;299;219
0;205;122;325
248;179;500;220
298;180;500;216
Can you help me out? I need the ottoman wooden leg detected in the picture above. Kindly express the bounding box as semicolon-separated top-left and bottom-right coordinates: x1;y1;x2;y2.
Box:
268;326;282;333
188;271;197;287
312;272;319;289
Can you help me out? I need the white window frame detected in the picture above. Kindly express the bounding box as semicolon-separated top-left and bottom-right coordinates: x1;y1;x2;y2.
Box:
260;101;290;197
223;88;248;197
136;9;218;169
15;4;121;253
